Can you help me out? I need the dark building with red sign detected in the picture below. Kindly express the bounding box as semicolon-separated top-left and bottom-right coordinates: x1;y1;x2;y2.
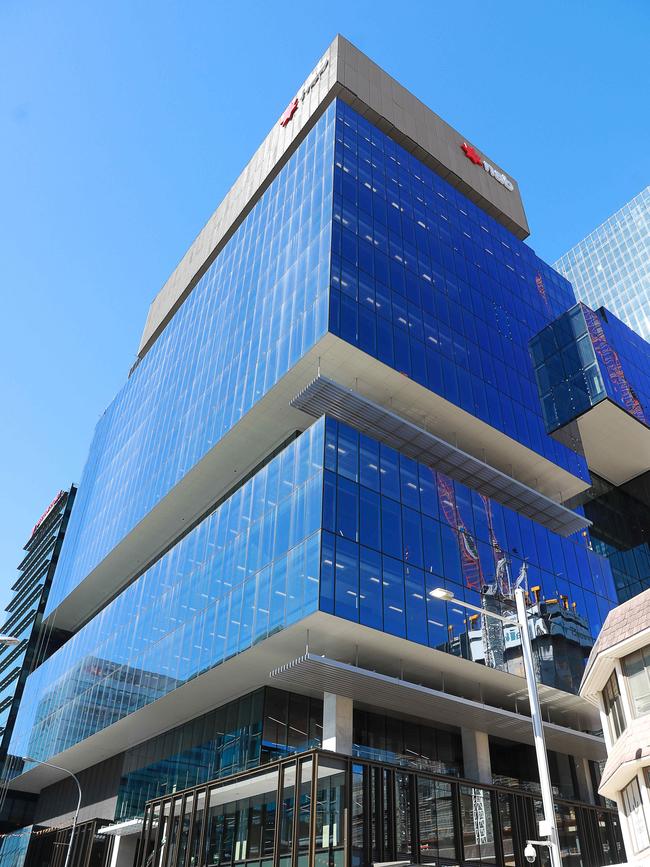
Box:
0;486;76;766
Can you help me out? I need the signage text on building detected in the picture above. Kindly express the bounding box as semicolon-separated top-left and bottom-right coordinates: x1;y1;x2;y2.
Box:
461;141;514;192
30;491;65;539
279;57;329;128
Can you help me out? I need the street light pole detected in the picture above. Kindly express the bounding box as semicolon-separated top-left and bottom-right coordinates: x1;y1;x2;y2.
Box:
514;587;562;867
22;757;82;867
430;586;562;866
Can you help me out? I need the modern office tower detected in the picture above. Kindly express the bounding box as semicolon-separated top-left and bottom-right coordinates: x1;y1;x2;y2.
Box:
554;186;650;341
0;37;628;867
0;488;76;845
530;303;650;603
0;487;77;763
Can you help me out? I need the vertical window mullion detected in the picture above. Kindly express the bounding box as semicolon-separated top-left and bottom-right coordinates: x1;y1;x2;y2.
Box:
152;799;167;867
137;805;152;867
168;795;185;867
196;787;209;867
452;779;464;864
309;753;318;867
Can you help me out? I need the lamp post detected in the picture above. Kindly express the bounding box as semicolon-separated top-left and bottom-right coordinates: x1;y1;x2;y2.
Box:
22;757;82;867
430;586;562;867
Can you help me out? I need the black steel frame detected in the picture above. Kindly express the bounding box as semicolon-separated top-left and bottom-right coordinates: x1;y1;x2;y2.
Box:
135;748;624;867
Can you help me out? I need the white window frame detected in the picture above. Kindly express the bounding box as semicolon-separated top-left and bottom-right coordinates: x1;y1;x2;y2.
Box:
602;668;627;743
622;776;650;854
623;645;650;718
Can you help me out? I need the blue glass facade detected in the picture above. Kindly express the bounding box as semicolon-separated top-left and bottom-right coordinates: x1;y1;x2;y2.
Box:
45;104;335;616
115;690;268;823
10;98;622;784
0;830;30;867
48;99;594;623
585;480;650;604
329;101;588;483
582;305;650;425
11;422;324;764
320;417;615;693
9;410;617;767
529;302;650;433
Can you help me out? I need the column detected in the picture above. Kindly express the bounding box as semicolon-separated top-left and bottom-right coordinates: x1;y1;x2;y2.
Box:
108;834;139;867
574;756;595;805
322;693;353;755
461;727;492;785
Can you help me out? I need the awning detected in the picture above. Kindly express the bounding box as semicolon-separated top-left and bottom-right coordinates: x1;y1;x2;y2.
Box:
271;653;607;761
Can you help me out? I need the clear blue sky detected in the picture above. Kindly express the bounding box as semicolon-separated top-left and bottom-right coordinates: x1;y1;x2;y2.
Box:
1;0;648;612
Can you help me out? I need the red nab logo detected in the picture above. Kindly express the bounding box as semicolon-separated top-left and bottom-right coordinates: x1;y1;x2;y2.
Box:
279;97;299;128
460;141;515;191
461;141;483;166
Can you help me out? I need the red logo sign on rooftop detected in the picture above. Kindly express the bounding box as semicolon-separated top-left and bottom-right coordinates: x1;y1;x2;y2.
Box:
461;142;483;166
278;57;329;128
279;98;299;128
460;141;514;192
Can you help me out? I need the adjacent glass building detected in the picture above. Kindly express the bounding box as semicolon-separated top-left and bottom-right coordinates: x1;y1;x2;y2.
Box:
0;487;76;764
554;186;650;342
0;36;630;867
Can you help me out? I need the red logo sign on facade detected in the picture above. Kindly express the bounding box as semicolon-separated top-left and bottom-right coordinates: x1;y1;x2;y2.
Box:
461;141;483;166
279;98;299;128
278;56;329;129
460;141;515;192
30;490;65;539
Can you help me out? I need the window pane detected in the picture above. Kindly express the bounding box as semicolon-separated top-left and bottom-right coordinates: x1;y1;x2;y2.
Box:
602;670;626;740
622;777;650;853
359;486;381;551
459;784;496;864
395;772;413;859
624;648;650;716
435;780;457;862
334;537;360;622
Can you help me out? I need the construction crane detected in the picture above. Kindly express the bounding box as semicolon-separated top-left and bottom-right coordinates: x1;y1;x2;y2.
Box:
436;473;483;591
582;304;645;422
535;272;552;315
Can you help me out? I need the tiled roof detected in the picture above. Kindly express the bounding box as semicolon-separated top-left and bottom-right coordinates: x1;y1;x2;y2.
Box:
582;588;650;687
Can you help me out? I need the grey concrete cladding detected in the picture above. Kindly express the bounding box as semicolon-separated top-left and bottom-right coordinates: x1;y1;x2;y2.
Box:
137;34;530;360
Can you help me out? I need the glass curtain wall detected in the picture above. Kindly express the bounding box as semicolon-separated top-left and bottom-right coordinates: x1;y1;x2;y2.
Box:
553;187;650;343
115;687;591;827
329;100;587;483
46;103;335;615
582;472;650;603
116;691;267;823
321;416;616;692
0;829;31;867
115;687;465;825
529;303;650;435
10;422;325;765
0;487;75;759
11;398;619;772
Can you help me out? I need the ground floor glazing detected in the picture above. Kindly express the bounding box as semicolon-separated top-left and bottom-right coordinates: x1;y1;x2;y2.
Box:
136;749;625;867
